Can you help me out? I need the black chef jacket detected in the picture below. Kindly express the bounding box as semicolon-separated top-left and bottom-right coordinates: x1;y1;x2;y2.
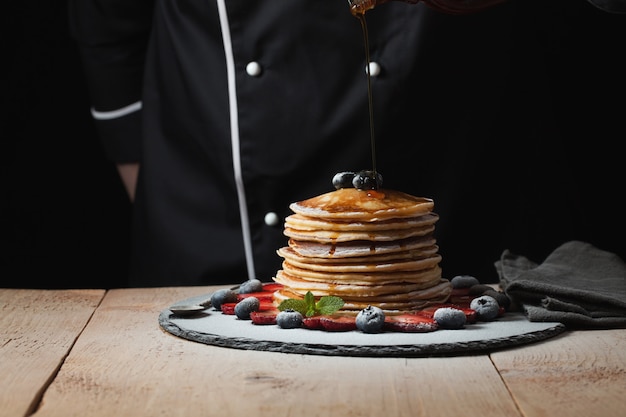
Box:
69;0;626;287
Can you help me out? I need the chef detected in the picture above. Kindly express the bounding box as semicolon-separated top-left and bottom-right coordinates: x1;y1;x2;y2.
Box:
68;0;625;287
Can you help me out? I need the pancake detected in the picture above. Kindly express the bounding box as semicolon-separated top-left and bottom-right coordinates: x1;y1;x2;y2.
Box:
284;212;439;232
290;188;434;221
277;245;440;265
274;270;441;295
283;224;435;243
273;280;452;312
278;264;442;287
280;253;442;275
275;267;443;291
272;186;451;314
288;235;437;259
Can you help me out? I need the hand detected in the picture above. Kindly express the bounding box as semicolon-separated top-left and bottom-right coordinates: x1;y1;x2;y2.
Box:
116;163;139;202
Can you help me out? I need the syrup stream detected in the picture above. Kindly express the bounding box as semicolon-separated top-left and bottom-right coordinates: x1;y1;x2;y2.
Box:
354;11;377;177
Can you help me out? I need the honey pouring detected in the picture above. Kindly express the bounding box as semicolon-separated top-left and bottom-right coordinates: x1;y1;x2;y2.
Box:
346;0;419;189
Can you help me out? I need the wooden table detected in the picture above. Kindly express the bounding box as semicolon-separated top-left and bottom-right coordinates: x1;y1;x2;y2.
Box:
1;286;624;417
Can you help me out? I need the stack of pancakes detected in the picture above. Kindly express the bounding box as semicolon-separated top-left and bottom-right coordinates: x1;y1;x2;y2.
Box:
272;188;452;314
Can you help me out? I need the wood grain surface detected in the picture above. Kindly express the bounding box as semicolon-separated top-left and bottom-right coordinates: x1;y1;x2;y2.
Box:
1;287;624;417
491;329;626;417
0;289;105;417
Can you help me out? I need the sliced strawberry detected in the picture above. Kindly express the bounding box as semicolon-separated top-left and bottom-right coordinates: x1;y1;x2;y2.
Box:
462;308;477;323
220;302;237;315
302;316;324;330
250;310;278;325
237;292;274;302
383;314;438;333
258;300;278;312
261;282;284;292
319;315;357;332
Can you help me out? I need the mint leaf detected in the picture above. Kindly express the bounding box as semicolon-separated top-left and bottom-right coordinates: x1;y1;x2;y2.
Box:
304;291;317;317
316;296;345;315
304;291;315;306
278;299;308;316
278;291;345;317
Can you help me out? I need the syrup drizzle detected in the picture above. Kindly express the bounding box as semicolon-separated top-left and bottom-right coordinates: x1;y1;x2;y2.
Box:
352;7;377;178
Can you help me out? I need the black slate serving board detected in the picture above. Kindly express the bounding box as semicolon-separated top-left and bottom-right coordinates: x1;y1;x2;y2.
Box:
159;295;566;357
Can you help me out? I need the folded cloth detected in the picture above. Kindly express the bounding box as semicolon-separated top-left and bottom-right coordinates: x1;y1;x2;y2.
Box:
496;240;626;329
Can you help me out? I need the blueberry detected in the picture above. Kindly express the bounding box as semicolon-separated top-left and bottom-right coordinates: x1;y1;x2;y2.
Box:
238;278;263;294
352;170;383;190
355;305;386;333
450;275;480;289
276;309;304;329
470;295;500;321
433;307;466;329
468;284;493;296
234;297;260;320
210;288;238;311
483;289;511;311
332;172;356;189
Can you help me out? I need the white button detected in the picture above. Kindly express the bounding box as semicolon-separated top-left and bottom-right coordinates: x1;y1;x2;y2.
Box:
264;212;280;226
246;61;262;77
366;61;381;77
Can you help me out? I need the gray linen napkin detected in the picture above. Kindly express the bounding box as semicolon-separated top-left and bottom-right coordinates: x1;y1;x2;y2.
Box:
495;240;626;329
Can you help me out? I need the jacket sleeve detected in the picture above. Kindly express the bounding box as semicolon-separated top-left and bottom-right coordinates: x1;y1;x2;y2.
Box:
68;0;155;163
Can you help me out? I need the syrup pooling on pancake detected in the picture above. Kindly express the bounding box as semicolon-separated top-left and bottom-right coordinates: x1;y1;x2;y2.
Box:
272;185;452;314
290;188;434;221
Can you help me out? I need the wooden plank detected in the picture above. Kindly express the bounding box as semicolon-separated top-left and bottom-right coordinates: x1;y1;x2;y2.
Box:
491;328;626;417
0;289;104;417
35;286;522;417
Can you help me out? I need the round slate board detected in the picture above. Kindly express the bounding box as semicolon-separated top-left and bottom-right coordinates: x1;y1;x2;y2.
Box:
159;296;567;357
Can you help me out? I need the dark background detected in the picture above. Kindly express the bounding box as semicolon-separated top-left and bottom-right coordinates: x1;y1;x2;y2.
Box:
2;1;625;289
3;2;132;288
